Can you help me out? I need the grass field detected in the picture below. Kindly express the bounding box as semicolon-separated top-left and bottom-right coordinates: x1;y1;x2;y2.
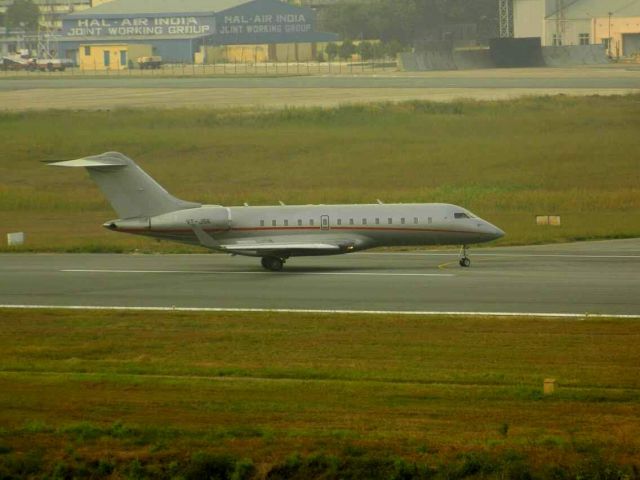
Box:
0;95;639;252
0;309;639;478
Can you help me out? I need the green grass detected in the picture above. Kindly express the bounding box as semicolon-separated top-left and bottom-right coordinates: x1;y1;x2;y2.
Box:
0;95;639;252
0;309;639;477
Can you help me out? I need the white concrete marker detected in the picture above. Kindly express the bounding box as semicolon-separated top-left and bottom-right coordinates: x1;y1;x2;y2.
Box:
7;232;24;246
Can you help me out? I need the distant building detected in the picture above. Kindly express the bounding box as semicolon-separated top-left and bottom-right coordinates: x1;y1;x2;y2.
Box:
58;0;338;65
512;0;640;56
0;26;23;55
0;0;93;32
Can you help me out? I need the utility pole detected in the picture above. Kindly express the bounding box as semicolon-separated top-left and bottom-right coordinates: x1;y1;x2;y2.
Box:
554;0;565;45
498;0;514;38
608;11;613;56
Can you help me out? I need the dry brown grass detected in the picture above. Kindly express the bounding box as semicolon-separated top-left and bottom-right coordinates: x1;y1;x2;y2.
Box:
0;308;639;476
1;96;639;252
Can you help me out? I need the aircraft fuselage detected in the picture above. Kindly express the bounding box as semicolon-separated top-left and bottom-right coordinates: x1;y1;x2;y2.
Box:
52;152;504;271
106;202;504;257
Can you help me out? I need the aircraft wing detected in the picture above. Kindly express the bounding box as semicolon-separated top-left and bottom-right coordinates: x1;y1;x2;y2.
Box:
220;243;341;253
190;224;350;254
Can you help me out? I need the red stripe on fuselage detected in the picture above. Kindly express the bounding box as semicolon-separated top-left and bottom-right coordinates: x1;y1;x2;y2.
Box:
117;226;479;235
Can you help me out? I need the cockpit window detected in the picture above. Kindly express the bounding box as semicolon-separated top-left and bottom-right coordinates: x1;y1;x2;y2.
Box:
454;213;471;219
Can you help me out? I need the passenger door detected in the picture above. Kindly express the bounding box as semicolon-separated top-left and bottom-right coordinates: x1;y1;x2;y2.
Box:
321;215;330;231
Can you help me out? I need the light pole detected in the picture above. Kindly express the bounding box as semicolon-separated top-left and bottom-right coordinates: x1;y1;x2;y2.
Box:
19;21;26;55
608;11;612;57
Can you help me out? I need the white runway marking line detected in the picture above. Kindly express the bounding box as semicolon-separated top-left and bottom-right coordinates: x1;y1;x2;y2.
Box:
1;304;638;319
356;253;640;259
60;269;454;277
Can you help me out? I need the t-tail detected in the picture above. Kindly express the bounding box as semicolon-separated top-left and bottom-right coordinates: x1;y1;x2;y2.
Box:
49;152;200;219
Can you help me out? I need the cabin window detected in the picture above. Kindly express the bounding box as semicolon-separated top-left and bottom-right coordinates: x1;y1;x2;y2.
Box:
260;220;265;227
388;218;393;225
298;219;302;226
272;220;277;227
375;218;380;225
309;219;314;226
454;213;470;219
401;218;406;225
362;218;367;225
337;219;342;226
284;219;289;227
349;219;354;225
428;217;432;225
414;217;418;224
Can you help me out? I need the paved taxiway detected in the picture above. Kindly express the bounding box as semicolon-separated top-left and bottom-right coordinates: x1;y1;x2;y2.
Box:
1;239;638;316
1;66;638;111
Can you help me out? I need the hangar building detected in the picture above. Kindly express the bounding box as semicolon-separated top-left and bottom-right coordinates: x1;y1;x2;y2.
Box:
512;0;640;56
58;0;338;65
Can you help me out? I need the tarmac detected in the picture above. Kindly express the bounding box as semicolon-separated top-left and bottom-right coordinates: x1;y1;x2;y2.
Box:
1;238;639;317
0;66;638;110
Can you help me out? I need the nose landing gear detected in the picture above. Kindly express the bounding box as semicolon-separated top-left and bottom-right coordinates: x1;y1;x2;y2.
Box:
261;256;285;272
459;245;471;268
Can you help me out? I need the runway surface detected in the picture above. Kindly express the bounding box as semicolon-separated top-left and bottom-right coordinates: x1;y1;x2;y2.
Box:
1;66;639;90
1;239;639;316
1;66;638;111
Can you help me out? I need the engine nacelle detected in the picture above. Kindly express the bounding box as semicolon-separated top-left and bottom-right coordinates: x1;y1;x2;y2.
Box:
103;217;150;232
150;206;230;232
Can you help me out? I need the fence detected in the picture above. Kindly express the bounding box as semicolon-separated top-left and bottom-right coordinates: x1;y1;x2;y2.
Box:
0;60;398;77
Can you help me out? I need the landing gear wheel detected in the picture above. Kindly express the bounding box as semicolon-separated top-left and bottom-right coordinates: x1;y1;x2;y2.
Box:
261;256;284;272
459;245;471;268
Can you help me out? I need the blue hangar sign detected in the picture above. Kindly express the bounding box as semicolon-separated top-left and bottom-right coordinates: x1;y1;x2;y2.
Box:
59;0;338;62
219;13;312;35
64;16;215;37
61;0;337;43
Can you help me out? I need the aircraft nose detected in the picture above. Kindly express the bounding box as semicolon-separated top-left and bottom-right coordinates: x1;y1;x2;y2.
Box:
487;224;505;240
478;220;504;240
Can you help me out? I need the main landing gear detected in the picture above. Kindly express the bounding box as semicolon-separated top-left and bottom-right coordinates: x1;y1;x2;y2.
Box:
261;256;285;272
459;245;471;268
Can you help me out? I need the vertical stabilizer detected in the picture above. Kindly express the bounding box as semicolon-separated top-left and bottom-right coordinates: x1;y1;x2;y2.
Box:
49;152;200;219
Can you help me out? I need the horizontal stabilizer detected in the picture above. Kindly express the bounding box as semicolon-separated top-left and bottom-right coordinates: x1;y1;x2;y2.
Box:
48;156;128;168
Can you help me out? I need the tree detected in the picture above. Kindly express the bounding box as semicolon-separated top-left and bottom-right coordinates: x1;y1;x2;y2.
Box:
372;41;386;59
325;42;338;61
383;40;405;58
338;39;356;60
357;41;374;61
318;0;498;47
6;0;40;32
